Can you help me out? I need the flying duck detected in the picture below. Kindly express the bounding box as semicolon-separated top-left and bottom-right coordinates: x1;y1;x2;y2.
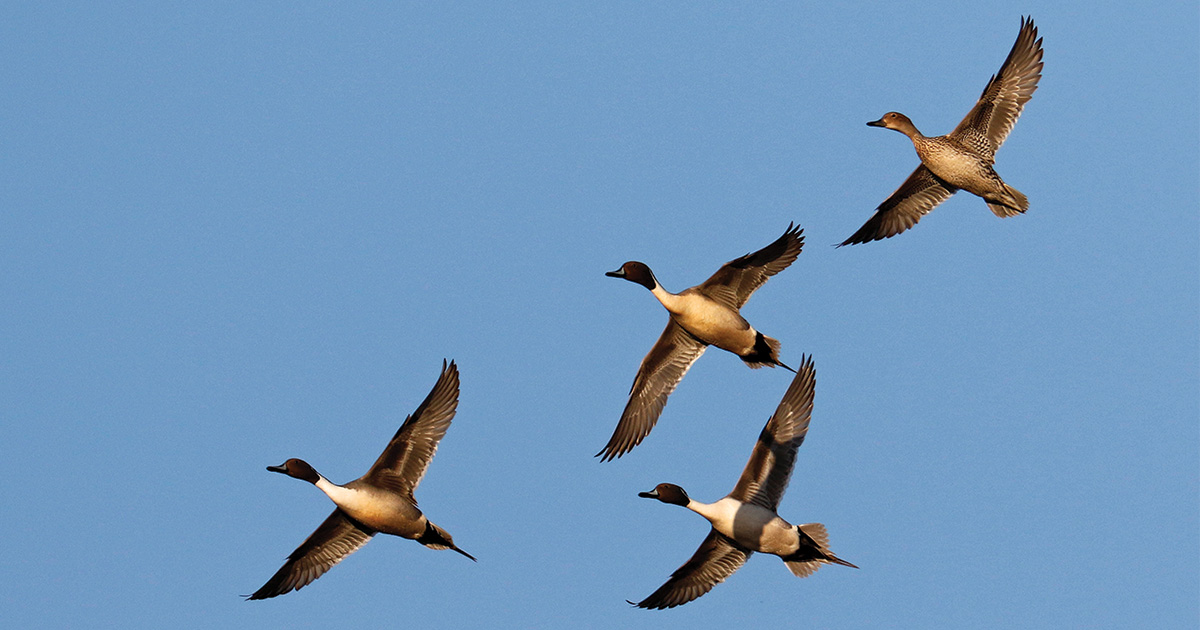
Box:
248;360;474;600
631;356;856;609
841;16;1043;246
599;223;804;461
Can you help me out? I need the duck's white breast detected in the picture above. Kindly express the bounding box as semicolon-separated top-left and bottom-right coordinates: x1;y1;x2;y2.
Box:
692;498;799;555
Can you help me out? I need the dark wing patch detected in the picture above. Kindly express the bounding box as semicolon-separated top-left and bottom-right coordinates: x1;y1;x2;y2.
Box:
729;355;816;510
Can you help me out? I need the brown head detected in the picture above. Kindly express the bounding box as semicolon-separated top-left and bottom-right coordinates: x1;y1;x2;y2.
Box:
606;261;658;291
266;458;320;484
638;483;690;507
867;111;919;136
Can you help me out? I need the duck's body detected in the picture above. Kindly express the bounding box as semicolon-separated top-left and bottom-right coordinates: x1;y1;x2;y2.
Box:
310;478;428;539
880;114;1029;217
685;497;802;557
631;356;856;609
650;284;767;363
248;361;473;601
912;134;999;192
841;16;1043;245
599;223;804;461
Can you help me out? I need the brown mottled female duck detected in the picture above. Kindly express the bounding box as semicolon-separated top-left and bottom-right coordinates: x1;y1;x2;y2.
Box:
842;17;1044;246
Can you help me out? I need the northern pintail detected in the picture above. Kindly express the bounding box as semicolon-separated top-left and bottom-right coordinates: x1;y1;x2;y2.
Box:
841;16;1043;246
630;356;855;609
598;223;804;461
248;360;474;600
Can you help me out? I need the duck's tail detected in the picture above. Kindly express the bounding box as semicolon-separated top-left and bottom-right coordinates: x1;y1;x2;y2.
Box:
418;521;477;562
783;523;858;578
742;332;793;372
987;183;1028;218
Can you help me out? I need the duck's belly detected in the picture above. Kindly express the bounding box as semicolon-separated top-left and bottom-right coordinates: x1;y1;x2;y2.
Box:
351;504;426;539
669;296;755;353
919;145;997;194
705;499;799;555
329;487;426;538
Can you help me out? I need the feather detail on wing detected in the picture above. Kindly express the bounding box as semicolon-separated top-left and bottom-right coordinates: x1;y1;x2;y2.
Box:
699;223;804;309
839;166;958;246
631;529;752;609
364;360;460;496
729;355;816;510
950;16;1043;157
248;510;375;600
598;321;707;461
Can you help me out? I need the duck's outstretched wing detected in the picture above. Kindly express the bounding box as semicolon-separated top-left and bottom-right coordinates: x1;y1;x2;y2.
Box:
950;16;1043;158
699;223;804;308
248;510;375;600
364;360;460;496
839;166;958;246
630;529;752;609
598;321;706;461
730;355;815;510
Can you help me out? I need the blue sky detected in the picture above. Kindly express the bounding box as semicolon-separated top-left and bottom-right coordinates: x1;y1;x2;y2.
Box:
2;2;1196;628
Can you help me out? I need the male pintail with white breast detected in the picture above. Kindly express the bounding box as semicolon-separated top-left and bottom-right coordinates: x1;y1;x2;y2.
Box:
599;223;804;461
630;356;856;609
248;360;474;600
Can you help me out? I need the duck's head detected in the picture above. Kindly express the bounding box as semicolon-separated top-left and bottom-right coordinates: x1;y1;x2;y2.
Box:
638;483;690;507
267;458;320;484
606;261;657;291
867;111;918;135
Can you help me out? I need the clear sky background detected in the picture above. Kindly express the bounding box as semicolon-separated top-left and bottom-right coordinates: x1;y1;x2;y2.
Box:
2;2;1196;629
